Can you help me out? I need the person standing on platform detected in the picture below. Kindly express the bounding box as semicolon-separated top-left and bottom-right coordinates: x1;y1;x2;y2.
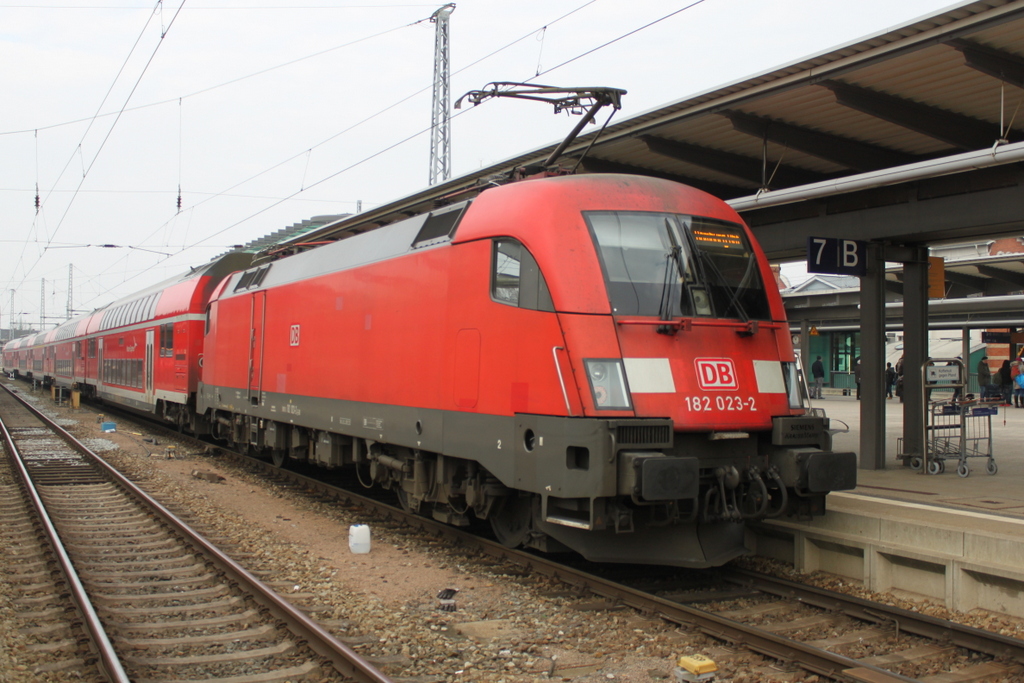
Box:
1012;356;1024;408
811;356;825;399
885;362;896;399
896;354;905;403
977;356;992;400
854;357;862;400
998;359;1013;406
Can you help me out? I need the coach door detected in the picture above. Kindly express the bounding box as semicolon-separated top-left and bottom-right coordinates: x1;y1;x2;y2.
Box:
97;338;104;388
144;329;155;402
248;291;266;406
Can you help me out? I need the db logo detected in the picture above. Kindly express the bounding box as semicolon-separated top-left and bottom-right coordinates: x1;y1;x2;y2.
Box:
289;325;301;347
695;358;738;390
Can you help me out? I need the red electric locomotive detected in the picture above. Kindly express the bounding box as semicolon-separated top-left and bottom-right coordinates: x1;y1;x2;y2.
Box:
197;173;855;567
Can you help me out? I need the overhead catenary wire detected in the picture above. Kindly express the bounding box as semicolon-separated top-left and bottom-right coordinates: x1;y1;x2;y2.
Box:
80;0;603;292
3;7;454;310
15;1;701;319
7;0;186;298
0;16;433;138
42;1;188;249
177;97;183;213
1;0;167;309
99;2;702;276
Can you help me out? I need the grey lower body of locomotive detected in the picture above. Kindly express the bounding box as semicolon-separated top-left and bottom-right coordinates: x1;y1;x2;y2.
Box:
197;383;857;567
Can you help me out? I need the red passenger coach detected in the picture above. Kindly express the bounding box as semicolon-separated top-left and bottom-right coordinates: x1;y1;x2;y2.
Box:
3;252;250;428
81;252;250;426
198;174;857;568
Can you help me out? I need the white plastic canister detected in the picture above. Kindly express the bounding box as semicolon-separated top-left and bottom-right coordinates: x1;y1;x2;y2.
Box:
348;524;371;554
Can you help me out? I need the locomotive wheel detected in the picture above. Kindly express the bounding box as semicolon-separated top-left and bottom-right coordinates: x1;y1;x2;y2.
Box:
271;449;287;468
489;495;534;548
396;487;421;515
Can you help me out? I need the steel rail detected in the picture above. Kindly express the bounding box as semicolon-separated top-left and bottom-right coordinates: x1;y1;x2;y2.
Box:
208;448;915;683
0;399;131;683
81;396;1024;681
725;566;1024;665
0;383;395;683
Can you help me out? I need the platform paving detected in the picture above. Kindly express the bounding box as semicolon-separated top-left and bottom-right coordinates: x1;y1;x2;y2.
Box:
825;393;1024;511
753;394;1024;615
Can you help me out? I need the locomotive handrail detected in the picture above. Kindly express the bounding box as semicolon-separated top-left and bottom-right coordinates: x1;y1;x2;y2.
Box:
552;346;573;416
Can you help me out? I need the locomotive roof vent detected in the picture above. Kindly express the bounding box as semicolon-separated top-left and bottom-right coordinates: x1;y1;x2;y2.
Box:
411;201;470;249
233;264;273;292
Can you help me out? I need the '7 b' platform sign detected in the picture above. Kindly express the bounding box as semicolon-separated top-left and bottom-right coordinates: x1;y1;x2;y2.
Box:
806;237;867;276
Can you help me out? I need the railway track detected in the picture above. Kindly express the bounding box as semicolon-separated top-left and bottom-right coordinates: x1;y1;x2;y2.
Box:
0;383;393;683
227;448;1024;682
24;384;1024;682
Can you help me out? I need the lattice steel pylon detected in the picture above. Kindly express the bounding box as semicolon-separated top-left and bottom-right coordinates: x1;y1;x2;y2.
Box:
428;4;455;186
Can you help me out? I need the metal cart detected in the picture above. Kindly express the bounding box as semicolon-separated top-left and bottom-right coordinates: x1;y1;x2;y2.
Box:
900;400;998;476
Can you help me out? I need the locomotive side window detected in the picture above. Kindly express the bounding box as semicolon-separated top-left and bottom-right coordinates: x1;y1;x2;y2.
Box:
490;239;553;312
585;211;772;321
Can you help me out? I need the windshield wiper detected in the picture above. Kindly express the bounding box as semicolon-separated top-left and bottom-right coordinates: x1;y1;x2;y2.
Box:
657;219;687;333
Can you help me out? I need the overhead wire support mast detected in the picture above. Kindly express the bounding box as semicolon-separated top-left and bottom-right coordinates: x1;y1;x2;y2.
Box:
428;3;455;186
454;83;626;168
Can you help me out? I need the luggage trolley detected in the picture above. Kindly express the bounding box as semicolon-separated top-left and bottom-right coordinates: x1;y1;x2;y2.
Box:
918;401;998;476
898;358;999;477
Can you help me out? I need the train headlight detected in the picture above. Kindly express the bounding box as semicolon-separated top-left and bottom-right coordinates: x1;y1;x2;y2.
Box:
584;359;632;410
782;361;803;410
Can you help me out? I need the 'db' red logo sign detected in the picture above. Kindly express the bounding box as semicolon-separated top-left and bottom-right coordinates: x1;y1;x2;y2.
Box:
695;358;737;390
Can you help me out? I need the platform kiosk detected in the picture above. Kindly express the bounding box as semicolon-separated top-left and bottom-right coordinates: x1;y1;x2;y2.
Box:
897;357;998;477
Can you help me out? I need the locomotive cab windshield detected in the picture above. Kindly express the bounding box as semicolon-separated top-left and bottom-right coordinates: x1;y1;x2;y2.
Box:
585;211;772;322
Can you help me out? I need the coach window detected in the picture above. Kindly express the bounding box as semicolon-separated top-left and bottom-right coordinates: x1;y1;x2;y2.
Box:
88;339;96;358
160;323;174;357
490;239;553;312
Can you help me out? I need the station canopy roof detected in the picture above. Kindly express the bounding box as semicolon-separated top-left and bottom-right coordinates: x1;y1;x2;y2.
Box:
262;0;1024;298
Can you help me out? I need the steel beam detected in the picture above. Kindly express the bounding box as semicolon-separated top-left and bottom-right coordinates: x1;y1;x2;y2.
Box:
640;135;828;187
949;38;1024;89
859;243;886;470
941;269;989;293
821;80;1003;150
723;110;919;172
900;248;931;465
884;279;904;296
578;156;747;198
746;175;1024;259
976;263;1024;288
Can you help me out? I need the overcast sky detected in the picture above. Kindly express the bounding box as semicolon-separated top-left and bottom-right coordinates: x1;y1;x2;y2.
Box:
1;0;958;330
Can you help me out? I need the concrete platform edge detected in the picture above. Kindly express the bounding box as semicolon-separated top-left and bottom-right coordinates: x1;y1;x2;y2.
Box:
750;492;1024;614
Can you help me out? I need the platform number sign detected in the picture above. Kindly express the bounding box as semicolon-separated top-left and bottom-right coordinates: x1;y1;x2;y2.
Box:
807;237;867;277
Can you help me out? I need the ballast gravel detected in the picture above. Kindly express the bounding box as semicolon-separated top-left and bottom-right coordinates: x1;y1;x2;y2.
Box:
3;388;1024;682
